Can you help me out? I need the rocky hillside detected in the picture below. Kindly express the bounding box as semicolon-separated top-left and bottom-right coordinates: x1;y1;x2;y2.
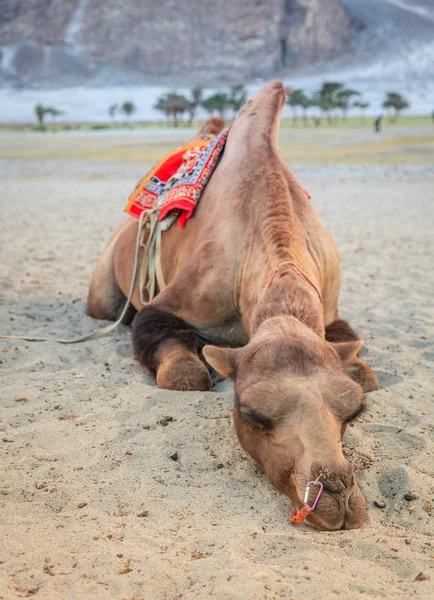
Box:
0;0;357;87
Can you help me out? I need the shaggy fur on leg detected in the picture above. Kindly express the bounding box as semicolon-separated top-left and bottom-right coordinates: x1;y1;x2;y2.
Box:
132;306;198;372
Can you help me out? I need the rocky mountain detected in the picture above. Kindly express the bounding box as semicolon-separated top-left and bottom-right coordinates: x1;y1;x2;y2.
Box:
0;0;357;87
287;0;434;114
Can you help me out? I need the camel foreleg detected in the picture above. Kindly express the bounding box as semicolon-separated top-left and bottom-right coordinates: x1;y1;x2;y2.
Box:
132;305;211;391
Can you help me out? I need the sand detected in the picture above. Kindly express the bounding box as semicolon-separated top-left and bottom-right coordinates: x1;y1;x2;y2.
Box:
0;127;433;599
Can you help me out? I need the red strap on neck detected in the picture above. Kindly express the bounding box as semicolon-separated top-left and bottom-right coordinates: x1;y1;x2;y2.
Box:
264;260;323;304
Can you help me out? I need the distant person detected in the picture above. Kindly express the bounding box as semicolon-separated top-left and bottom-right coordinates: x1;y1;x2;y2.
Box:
374;112;383;133
432;109;434;124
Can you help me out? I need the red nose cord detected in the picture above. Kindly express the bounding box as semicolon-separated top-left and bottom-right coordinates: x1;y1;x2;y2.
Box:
290;481;324;525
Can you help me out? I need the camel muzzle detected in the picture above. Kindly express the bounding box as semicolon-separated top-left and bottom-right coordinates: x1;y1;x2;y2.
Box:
291;471;366;531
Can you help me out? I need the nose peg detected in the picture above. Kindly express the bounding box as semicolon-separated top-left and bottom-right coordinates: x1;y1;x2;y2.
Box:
304;481;324;510
290;480;324;525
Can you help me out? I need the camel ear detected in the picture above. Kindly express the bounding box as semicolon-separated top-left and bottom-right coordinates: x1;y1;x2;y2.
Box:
202;345;238;378
331;340;363;363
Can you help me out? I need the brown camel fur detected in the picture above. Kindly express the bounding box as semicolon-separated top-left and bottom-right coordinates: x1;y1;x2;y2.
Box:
87;82;378;531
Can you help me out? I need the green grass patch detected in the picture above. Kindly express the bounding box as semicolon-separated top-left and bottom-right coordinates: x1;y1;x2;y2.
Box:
0;115;431;134
0;122;433;166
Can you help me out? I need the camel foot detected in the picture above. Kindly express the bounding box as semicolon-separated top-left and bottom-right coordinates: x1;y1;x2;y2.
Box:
156;355;211;391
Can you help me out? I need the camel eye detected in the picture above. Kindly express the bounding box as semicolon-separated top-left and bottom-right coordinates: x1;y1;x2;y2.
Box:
241;408;274;430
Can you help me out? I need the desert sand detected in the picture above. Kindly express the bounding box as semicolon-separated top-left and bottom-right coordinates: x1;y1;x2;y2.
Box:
1;126;433;599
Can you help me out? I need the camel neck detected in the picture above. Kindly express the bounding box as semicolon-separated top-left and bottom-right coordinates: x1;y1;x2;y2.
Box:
243;267;325;339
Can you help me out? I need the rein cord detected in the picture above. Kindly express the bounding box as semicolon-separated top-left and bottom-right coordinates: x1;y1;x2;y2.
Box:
0;210;151;344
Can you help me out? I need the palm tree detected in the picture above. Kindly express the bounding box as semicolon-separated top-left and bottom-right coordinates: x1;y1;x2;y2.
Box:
153;96;171;125
228;84;247;116
166;92;190;127
299;93;312;126
108;104;118;121
153;92;190;127
315;82;345;124
45;107;64;122
336;88;360;120
202;92;230;118
34;104;64;128
287;89;309;126
35;104;46;127
121;101;136;121
201;96;216;117
312;92;334;125
188;85;204;125
383;92;409;122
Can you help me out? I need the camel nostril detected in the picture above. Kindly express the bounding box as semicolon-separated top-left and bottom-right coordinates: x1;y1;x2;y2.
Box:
322;479;346;494
324;490;343;510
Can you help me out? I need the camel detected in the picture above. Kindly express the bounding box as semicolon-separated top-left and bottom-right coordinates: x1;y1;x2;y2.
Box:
87;82;378;531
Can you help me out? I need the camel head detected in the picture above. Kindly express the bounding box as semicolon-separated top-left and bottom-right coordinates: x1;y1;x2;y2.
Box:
203;316;367;531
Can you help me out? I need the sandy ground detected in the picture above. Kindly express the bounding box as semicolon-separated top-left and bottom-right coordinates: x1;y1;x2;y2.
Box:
1;127;434;599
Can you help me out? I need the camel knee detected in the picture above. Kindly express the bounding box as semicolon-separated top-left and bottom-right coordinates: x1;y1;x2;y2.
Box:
348;357;379;393
325;318;360;344
132;306;211;391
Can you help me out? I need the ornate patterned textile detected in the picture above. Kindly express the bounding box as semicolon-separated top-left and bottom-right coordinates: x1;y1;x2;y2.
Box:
124;129;229;228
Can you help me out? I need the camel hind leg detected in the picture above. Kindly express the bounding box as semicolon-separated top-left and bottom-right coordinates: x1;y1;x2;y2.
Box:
326;318;379;393
87;224;135;324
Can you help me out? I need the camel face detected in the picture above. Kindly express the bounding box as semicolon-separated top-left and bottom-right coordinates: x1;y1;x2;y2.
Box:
204;317;367;530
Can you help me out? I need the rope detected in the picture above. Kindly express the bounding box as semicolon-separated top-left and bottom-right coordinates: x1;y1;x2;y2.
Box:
0;210;151;344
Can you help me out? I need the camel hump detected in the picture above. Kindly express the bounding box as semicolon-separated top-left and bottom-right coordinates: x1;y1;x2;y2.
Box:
199;117;225;136
226;81;287;158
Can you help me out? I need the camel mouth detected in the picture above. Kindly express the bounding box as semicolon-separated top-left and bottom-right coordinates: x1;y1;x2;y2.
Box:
289;475;366;531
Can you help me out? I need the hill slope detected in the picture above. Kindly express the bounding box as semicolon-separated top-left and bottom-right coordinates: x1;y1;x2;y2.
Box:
1;0;433;118
0;0;356;86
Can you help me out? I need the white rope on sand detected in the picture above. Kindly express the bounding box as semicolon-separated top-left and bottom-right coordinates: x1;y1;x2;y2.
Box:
0;210;150;344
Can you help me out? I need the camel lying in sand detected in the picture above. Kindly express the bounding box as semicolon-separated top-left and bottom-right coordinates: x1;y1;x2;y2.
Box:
88;82;378;531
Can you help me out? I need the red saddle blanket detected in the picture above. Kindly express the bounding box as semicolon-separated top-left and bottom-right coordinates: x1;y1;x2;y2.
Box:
124;129;228;228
